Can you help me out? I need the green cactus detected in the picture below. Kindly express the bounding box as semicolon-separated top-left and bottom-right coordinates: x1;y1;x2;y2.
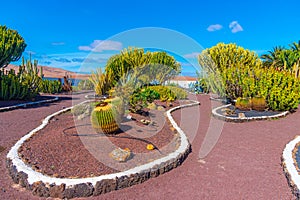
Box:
39;79;62;94
0;25;27;68
235;97;252;111
90;102;120;134
0;69;28;100
17;57;43;99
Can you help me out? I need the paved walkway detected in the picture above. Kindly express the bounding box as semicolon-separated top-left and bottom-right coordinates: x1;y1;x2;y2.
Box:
0;94;297;199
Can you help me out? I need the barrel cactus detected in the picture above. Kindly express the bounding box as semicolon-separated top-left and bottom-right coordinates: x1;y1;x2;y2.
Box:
90;102;120;134
251;96;267;111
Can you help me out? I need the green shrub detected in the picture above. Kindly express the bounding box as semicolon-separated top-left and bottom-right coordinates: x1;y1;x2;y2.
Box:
222;65;300;111
166;86;187;99
39;79;62;94
129;88;160;113
0;69;28;100
78;79;94;90
147;86;174;102
147;85;187;101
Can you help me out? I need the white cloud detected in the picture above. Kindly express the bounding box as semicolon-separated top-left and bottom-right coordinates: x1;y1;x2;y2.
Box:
78;40;123;52
184;52;201;58
51;42;65;46
207;24;223;32
229;21;243;33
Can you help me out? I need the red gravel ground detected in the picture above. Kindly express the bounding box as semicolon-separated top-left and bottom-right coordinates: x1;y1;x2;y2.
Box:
0;93;297;199
18;108;176;178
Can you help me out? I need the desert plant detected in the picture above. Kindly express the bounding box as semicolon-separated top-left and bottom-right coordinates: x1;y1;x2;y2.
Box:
18;57;42;98
77;79;94;90
235;97;252;111
105;47;181;86
166;86;187;99
62;72;72;92
251;96;267;111
129;87;160;113
0;69;27;100
261;41;300;78
89;68;112;96
198;43;262;97
147;86;177;102
0;25;26;68
90;102;120;134
39;79;62;94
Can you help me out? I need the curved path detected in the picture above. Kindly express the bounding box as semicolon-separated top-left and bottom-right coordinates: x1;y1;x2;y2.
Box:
0;94;297;199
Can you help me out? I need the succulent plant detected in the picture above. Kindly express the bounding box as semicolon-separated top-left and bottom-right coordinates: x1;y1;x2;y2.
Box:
90;102;120;134
235;97;252;111
251;96;267;111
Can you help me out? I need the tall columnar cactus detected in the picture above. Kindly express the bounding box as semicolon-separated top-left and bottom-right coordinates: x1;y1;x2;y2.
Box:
90;102;120;134
0;69;27;100
0;25;26;68
18;57;42;98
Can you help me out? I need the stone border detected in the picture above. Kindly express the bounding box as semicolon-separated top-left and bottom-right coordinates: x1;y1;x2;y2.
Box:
212;104;289;122
6;100;200;199
282;136;300;198
0;96;59;112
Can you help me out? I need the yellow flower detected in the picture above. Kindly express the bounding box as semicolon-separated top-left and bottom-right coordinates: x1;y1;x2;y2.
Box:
146;144;155;150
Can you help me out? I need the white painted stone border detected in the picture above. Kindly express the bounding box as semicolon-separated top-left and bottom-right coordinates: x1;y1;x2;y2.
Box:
0;96;59;112
7;100;200;188
282;136;300;197
212;104;289;122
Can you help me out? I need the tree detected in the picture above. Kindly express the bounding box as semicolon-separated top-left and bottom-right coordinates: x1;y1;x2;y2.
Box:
199;43;261;73
261;46;285;68
0;25;26;68
261;41;300;77
198;43;261;97
105;47;181;86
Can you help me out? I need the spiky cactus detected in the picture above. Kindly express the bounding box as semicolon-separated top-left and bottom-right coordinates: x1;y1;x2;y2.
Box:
18;57;42;98
0;69;27;100
90;102;120;134
251;97;267;111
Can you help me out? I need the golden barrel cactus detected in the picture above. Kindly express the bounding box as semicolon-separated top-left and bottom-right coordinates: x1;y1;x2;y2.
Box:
90;102;120;134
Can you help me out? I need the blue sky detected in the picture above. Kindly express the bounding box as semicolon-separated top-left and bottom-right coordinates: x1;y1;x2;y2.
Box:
1;0;299;76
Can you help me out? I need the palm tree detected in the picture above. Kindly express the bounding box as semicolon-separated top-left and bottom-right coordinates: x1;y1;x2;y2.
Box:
261;46;285;68
289;40;300;51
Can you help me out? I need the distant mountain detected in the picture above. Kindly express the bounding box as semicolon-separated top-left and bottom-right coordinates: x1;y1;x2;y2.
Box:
6;64;90;79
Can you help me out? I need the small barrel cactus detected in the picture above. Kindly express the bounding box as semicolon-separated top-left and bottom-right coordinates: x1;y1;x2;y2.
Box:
251;96;267;111
90;102;120;134
235;97;252;111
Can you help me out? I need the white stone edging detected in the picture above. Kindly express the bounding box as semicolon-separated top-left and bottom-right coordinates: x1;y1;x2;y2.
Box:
7;100;200;188
212;104;289;122
282;136;300;197
0;97;59;112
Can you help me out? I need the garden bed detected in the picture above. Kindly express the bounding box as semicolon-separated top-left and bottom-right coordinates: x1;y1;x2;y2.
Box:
7;100;198;198
212;104;289;122
18;108;178;178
